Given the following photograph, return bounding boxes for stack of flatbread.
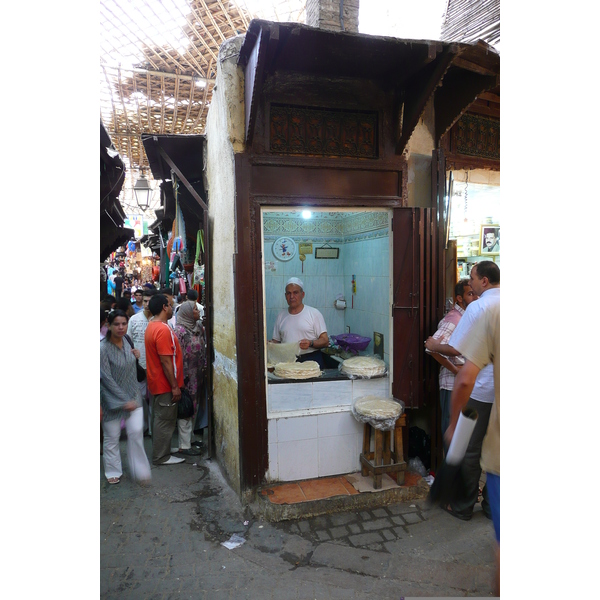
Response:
[341,356,387,378]
[353,396,403,420]
[274,361,321,379]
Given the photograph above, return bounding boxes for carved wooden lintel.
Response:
[270,104,378,158]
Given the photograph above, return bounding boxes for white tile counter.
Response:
[266,375,390,482]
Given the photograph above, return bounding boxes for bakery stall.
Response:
[263,208,393,481]
[205,20,500,497]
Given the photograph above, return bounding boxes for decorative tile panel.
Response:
[263,210,389,243]
[454,114,500,160]
[270,104,378,158]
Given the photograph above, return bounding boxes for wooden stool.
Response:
[354,397,407,489]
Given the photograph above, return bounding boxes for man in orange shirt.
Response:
[144,294,186,466]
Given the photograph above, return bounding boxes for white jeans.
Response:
[177,417,193,450]
[102,407,151,481]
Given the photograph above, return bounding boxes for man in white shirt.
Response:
[127,288,156,434]
[445,260,500,594]
[425,269,497,521]
[272,277,328,369]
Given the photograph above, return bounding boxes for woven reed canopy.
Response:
[100,0,305,212]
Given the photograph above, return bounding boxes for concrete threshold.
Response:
[250,471,431,522]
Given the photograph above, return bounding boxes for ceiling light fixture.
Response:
[133,171,152,212]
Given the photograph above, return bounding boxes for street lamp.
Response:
[133,171,152,212]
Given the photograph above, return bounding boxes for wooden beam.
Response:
[156,144,208,212]
[243,26,270,145]
[434,69,499,145]
[396,47,457,155]
[476,91,500,103]
[452,56,498,76]
[217,0,239,33]
[465,103,500,119]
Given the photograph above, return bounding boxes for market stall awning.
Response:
[142,134,208,229]
[101,121,134,261]
[238,20,500,154]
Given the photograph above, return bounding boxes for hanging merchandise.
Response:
[194,263,205,287]
[170,253,183,272]
[172,175,186,252]
[196,229,204,257]
[193,229,205,286]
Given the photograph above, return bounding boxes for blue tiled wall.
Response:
[264,211,391,364]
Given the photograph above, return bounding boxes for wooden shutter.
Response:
[391,206,441,411]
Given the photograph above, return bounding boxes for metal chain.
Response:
[463,171,469,221]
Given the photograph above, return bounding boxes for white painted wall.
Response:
[204,35,246,494]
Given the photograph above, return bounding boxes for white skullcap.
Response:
[286,277,304,290]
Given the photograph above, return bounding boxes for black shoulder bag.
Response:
[124,334,147,382]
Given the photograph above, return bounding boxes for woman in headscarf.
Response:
[172,301,206,455]
[100,309,151,484]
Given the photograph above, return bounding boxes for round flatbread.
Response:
[341,356,386,377]
[274,360,321,379]
[353,395,403,420]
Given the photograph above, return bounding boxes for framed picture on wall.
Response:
[480,224,500,255]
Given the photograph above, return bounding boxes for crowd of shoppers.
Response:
[100,279,207,484]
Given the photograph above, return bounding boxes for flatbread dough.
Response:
[267,341,300,367]
[274,360,321,379]
[341,356,387,378]
[353,395,403,420]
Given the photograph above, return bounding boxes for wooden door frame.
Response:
[234,153,407,491]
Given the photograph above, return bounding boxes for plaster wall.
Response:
[406,99,435,208]
[205,35,246,494]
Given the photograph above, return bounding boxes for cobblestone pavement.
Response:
[100,438,496,598]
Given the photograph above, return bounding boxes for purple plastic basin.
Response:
[333,333,371,352]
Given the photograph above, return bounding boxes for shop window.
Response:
[262,208,392,403]
[448,172,500,278]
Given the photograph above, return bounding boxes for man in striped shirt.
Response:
[425,279,477,453]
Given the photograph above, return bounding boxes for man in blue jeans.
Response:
[445,261,500,595]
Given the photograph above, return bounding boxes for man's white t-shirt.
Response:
[272,305,327,356]
[449,288,500,405]
[470,363,494,403]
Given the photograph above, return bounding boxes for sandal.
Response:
[107,477,121,485]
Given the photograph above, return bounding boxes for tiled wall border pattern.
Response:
[263,210,389,243]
